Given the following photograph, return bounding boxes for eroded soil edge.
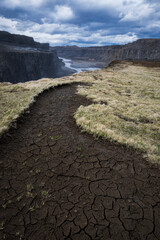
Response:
[0,84,160,240]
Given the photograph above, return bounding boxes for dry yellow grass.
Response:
[0,60,160,163]
[0,76,78,136]
[75,61,160,163]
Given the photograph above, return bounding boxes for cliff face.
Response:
[0,50,65,83]
[0,31,72,83]
[117,39,160,61]
[53,39,160,65]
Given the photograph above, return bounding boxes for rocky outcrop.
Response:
[0,31,74,83]
[53,39,160,66]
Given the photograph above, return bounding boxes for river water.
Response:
[60,57,101,73]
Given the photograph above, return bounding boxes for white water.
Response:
[60,57,100,73]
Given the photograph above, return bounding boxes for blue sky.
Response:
[0,0,160,46]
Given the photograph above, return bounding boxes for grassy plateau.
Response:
[0,60,160,163]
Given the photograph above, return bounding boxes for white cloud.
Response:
[106,33,138,44]
[0,0,159,26]
[51,5,74,22]
[0,16,83,44]
[0,16,18,31]
[119,2,155,22]
[78,32,138,45]
[73,0,157,23]
[0,0,47,9]
[0,0,159,47]
[0,16,138,46]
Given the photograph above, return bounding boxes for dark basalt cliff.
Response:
[53,39,160,66]
[0,31,73,83]
[0,50,65,83]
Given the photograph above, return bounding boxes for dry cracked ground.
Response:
[0,83,160,240]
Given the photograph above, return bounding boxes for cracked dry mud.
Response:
[0,83,160,240]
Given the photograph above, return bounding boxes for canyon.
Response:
[53,39,160,67]
[0,31,160,83]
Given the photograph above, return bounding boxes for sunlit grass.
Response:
[74,61,160,163]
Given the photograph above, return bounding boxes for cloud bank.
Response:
[0,0,159,46]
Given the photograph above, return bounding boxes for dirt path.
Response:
[0,84,160,240]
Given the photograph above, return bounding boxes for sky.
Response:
[0,0,160,46]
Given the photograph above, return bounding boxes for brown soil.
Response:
[0,83,160,240]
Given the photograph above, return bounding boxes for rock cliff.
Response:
[0,50,66,83]
[53,39,160,66]
[0,31,73,83]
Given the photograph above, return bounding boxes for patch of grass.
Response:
[41,190,49,198]
[2,204,6,209]
[86,176,91,180]
[0,221,4,230]
[54,135,62,141]
[49,136,54,140]
[74,61,160,163]
[27,184,34,192]
[77,147,82,152]
[17,195,23,202]
[29,170,34,175]
[38,133,43,137]
[7,200,12,204]
[29,169,41,175]
[29,206,35,212]
[35,169,41,174]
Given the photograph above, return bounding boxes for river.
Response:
[60,57,101,73]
